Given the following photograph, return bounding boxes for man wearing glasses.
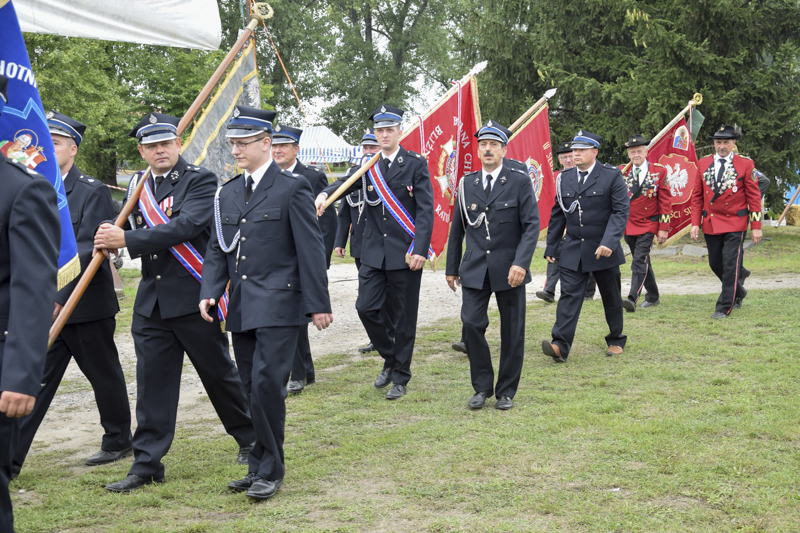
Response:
[94,112,255,492]
[200,106,333,500]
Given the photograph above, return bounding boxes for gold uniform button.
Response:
[644,207,648,210]
[710,202,713,205]
[264,215,269,219]
[153,254,158,260]
[710,214,714,217]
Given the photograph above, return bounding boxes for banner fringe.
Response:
[56,254,81,291]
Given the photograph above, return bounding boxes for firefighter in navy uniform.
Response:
[542,130,630,362]
[315,105,434,401]
[334,128,398,354]
[14,112,132,477]
[690,124,762,319]
[446,121,540,410]
[536,141,597,304]
[271,124,337,394]
[200,106,332,500]
[619,134,672,312]
[94,112,255,493]
[0,74,61,533]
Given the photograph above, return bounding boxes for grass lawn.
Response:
[11,229,800,532]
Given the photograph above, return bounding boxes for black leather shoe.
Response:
[711,311,728,319]
[584,296,594,301]
[495,396,514,410]
[542,340,566,363]
[228,472,258,492]
[451,341,467,354]
[287,379,305,394]
[535,291,555,303]
[385,384,407,400]
[306,374,316,385]
[246,478,283,500]
[105,474,163,493]
[468,391,489,409]
[741,267,751,283]
[358,342,376,353]
[622,297,636,312]
[238,443,254,465]
[374,368,392,389]
[85,446,133,466]
[10,463,21,480]
[733,288,748,309]
[639,299,659,309]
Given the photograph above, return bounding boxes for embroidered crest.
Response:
[434,138,458,205]
[526,157,543,200]
[368,185,374,191]
[233,108,240,118]
[46,111,54,120]
[470,203,477,210]
[136,215,144,225]
[274,124,281,132]
[149,113,157,124]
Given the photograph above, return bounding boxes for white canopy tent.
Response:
[298,126,357,165]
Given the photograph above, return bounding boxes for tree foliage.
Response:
[456,0,800,210]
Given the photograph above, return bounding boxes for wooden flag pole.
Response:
[48,6,274,348]
[322,153,381,209]
[776,188,800,226]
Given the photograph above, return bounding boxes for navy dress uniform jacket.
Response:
[124,156,217,318]
[446,163,540,291]
[57,165,119,322]
[334,166,365,259]
[323,146,433,271]
[294,161,336,267]
[0,157,60,397]
[201,161,332,331]
[545,163,630,272]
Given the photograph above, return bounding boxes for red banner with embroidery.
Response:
[400,76,481,266]
[506,104,555,234]
[138,178,228,321]
[646,118,699,239]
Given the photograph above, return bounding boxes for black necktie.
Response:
[245,175,254,203]
[381,157,390,175]
[485,174,494,197]
[579,171,588,185]
[716,159,726,185]
[154,175,164,193]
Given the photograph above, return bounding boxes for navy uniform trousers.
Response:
[624,233,659,303]
[542,239,597,299]
[14,318,130,469]
[462,275,526,399]
[354,259,397,342]
[705,231,747,314]
[129,305,253,479]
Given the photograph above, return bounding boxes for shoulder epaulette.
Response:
[222,174,242,185]
[76,174,102,187]
[185,165,206,172]
[463,170,480,178]
[736,154,752,160]
[509,168,526,175]
[280,169,300,179]
[509,158,523,164]
[651,162,665,168]
[408,151,425,160]
[7,159,43,179]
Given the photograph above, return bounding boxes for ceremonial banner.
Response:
[12,0,222,50]
[0,0,79,289]
[506,103,555,233]
[647,117,701,238]
[181,40,260,182]
[400,76,482,264]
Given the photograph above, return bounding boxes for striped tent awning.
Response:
[298,126,355,164]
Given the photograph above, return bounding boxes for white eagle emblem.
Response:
[665,163,689,197]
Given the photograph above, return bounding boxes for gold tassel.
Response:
[56,254,81,291]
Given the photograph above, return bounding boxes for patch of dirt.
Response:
[21,263,800,470]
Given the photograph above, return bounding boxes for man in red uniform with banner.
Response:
[620,134,672,312]
[690,125,762,319]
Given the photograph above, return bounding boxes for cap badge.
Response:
[275,125,281,132]
[381,105,386,113]
[149,113,157,124]
[46,110,54,119]
[364,128,370,135]
[233,108,240,118]
[487,120,493,127]
[578,130,583,136]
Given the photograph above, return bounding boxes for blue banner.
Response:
[0,0,79,289]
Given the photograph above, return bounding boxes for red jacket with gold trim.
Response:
[691,154,762,234]
[618,161,671,236]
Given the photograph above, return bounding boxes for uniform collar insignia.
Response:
[473,177,480,185]
[170,170,179,180]
[500,176,507,184]
[149,113,157,124]
[46,110,54,119]
[397,156,403,164]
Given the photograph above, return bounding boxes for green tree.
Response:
[457,0,800,211]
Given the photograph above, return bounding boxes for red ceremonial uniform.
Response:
[620,161,671,236]
[691,154,762,234]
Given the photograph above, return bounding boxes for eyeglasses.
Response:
[227,137,265,150]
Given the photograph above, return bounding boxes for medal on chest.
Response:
[160,197,174,217]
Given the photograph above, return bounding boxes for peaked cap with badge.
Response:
[271,124,303,145]
[624,134,649,148]
[47,111,87,147]
[555,141,573,154]
[369,104,404,128]
[708,124,742,140]
[361,127,378,146]
[226,106,277,138]
[475,120,512,144]
[129,112,180,145]
[571,130,603,149]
